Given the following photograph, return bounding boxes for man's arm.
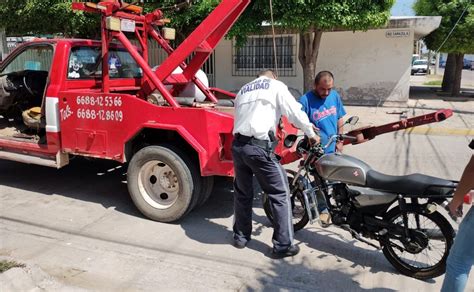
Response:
[336,118,344,152]
[448,155,474,216]
[337,118,344,134]
[336,93,346,152]
[277,85,319,142]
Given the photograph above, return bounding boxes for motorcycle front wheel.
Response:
[380,205,455,280]
[262,169,309,232]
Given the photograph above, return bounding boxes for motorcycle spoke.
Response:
[387,211,447,270]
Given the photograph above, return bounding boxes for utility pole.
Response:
[427,50,431,75]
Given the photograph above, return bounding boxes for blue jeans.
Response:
[441,207,474,292]
[316,190,329,213]
[309,180,328,213]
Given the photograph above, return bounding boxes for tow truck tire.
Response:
[197,176,214,207]
[127,145,196,222]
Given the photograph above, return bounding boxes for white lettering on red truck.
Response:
[75,95,124,122]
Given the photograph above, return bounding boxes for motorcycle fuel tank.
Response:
[315,154,371,186]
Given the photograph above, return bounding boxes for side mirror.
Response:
[284,134,298,148]
[346,116,359,126]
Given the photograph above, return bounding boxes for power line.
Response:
[269,0,279,77]
[435,1,471,53]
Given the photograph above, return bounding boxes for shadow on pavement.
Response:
[409,86,474,101]
[241,260,398,291]
[0,158,141,218]
[0,159,433,288]
[179,177,273,254]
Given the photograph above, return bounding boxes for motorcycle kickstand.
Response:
[340,224,382,250]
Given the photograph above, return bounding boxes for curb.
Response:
[403,127,474,136]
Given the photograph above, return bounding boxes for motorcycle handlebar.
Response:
[341,134,358,142]
[324,134,357,149]
[296,134,357,157]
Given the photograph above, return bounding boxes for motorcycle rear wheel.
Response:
[380,205,455,280]
[262,169,309,232]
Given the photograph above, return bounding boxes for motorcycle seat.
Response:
[365,170,456,196]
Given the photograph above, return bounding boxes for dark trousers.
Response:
[232,140,294,251]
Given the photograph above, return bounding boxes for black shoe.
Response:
[233,240,248,249]
[271,245,300,258]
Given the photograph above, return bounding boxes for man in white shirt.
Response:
[232,70,319,258]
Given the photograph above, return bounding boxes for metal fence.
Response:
[232,35,297,77]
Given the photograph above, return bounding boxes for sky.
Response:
[391,0,415,16]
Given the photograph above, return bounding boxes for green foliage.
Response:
[414,0,474,53]
[0,0,395,42]
[144,0,221,38]
[0,0,100,38]
[423,80,442,86]
[0,260,25,273]
[228,0,394,45]
[145,0,394,46]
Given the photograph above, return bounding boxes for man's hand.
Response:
[336,141,344,152]
[448,198,464,219]
[308,125,321,146]
[312,124,320,134]
[308,135,320,146]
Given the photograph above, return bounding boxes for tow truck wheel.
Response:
[197,176,214,207]
[127,145,195,222]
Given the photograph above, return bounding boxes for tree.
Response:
[147,0,394,91]
[144,0,222,43]
[414,0,474,96]
[1,0,396,92]
[0,0,99,38]
[227,0,395,91]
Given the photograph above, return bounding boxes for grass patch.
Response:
[0,260,25,273]
[423,80,442,86]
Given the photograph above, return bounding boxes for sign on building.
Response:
[386,30,410,38]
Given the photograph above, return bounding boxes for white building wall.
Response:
[214,28,414,105]
[213,37,304,97]
[317,28,413,105]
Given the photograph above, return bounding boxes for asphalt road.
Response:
[1,133,473,291]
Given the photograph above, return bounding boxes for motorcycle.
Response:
[262,117,461,280]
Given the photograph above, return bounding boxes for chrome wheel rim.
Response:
[138,160,180,209]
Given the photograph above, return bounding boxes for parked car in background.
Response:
[438,58,473,69]
[463,58,473,69]
[412,54,420,64]
[411,59,429,75]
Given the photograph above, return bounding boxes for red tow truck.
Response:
[0,0,275,222]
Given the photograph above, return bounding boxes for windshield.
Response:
[1,45,53,75]
[413,60,428,65]
[67,46,142,79]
